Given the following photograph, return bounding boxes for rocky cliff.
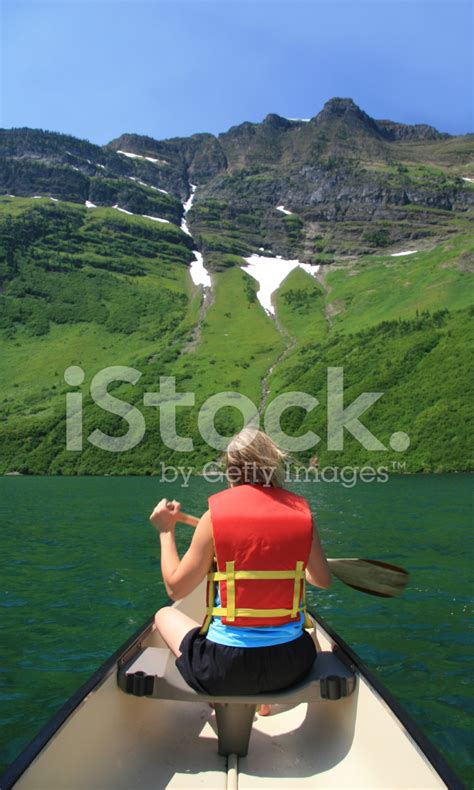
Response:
[1,97,473,265]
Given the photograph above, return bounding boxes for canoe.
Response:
[0,582,462,789]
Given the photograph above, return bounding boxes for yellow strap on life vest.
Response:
[226,561,235,622]
[291,561,304,617]
[199,561,216,635]
[200,560,310,633]
[206,605,305,618]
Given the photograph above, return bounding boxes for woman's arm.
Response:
[149,499,214,600]
[305,516,331,589]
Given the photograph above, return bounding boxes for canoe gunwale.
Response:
[0,616,155,790]
[308,607,465,790]
[0,606,465,790]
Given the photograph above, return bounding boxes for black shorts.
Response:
[175,627,317,696]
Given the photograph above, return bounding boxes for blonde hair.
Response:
[223,428,287,488]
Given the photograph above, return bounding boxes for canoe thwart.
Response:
[117,646,356,704]
[117,647,357,756]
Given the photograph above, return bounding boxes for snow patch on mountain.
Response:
[128,176,168,193]
[181,184,197,236]
[180,184,211,288]
[189,251,211,287]
[142,215,170,223]
[116,150,169,165]
[242,254,320,314]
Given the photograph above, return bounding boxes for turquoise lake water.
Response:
[0,475,472,785]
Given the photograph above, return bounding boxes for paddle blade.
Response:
[328,558,409,598]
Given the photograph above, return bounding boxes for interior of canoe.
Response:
[13,583,445,789]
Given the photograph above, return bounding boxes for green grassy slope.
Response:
[0,211,284,473]
[273,266,328,345]
[59,266,285,474]
[323,233,474,334]
[264,306,473,473]
[177,266,284,402]
[388,135,474,171]
[267,233,474,472]
[0,198,202,473]
[0,193,472,474]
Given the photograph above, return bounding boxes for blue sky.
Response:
[1,0,472,145]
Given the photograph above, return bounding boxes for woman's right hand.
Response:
[149,498,181,534]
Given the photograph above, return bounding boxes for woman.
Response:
[150,428,331,713]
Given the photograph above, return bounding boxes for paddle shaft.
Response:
[174,510,409,597]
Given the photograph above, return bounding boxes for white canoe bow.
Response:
[0,582,462,789]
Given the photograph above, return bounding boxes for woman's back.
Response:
[151,429,330,697]
[204,483,313,643]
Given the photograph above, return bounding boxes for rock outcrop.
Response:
[0,98,472,263]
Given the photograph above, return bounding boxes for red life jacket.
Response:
[200,484,313,633]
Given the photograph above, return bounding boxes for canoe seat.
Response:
[117,647,356,757]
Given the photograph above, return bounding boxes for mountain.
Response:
[2,97,473,259]
[0,97,473,474]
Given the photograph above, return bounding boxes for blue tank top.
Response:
[206,586,304,647]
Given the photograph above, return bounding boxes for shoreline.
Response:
[3,468,472,477]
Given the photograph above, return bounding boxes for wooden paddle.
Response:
[176,511,409,598]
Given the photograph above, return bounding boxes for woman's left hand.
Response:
[149,498,181,534]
